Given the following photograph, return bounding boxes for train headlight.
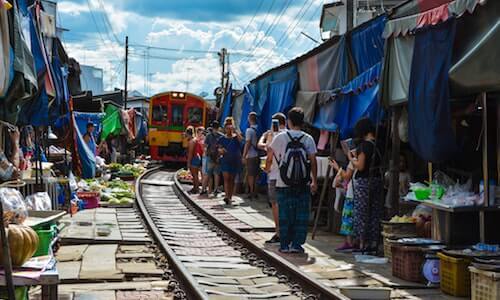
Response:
[172,92,178,97]
[179,93,185,98]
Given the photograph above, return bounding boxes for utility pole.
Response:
[220,48,227,93]
[124,36,129,109]
[347,0,355,31]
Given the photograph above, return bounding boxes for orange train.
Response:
[148,91,211,162]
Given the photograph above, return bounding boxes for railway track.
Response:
[136,168,347,300]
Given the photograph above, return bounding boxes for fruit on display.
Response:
[177,170,193,182]
[389,215,416,223]
[0,225,39,266]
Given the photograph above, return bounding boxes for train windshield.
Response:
[188,107,203,124]
[152,104,167,123]
[171,104,184,127]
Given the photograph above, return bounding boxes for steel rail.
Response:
[135,167,209,300]
[172,170,349,300]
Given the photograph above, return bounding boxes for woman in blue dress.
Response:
[217,117,243,205]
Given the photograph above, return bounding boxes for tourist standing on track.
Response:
[349,118,383,253]
[258,112,287,244]
[242,112,260,200]
[186,126,203,194]
[266,107,318,253]
[201,121,224,196]
[217,117,243,205]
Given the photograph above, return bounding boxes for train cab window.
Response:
[188,107,203,124]
[171,104,184,126]
[152,105,167,123]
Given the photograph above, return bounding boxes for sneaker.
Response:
[289,245,305,254]
[199,190,208,196]
[223,198,231,205]
[265,234,280,244]
[188,189,199,195]
[278,247,290,253]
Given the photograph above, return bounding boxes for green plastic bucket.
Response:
[33,225,57,257]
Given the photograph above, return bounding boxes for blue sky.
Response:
[57,0,325,96]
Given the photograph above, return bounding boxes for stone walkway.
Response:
[188,190,464,300]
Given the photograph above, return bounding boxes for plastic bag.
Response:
[24,192,52,211]
[68,171,78,192]
[0,188,28,224]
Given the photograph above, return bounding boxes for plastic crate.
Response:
[470,267,500,300]
[437,252,472,297]
[77,192,100,209]
[382,221,417,236]
[34,224,57,257]
[391,245,425,282]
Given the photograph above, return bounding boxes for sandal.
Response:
[223,198,231,205]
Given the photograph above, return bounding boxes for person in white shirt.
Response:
[266,107,317,253]
[258,112,286,244]
[242,112,260,199]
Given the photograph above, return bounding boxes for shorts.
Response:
[204,157,221,175]
[246,157,260,176]
[190,156,202,168]
[268,180,277,204]
[202,156,208,174]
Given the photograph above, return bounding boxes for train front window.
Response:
[171,104,184,127]
[152,105,167,123]
[188,107,203,124]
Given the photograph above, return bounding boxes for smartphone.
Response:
[272,119,279,132]
[340,138,355,155]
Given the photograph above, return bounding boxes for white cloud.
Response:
[57,1,89,16]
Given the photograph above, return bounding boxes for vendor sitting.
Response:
[83,122,97,154]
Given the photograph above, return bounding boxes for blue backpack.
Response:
[279,132,311,187]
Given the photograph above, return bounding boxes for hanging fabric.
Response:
[220,84,232,123]
[239,88,252,133]
[408,18,458,162]
[0,5,10,97]
[349,15,387,73]
[259,75,297,132]
[295,91,317,124]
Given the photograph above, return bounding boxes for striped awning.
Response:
[383,0,485,38]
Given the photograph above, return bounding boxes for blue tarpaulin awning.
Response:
[259,74,297,133]
[349,15,386,74]
[313,63,383,137]
[220,84,232,123]
[73,112,105,142]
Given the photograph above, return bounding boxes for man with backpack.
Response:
[203,121,224,197]
[266,107,318,253]
[242,112,260,200]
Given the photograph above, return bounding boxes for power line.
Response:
[232,0,265,49]
[243,0,277,54]
[241,0,320,82]
[96,0,122,45]
[242,0,294,61]
[240,0,315,82]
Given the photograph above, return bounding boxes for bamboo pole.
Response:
[312,131,338,240]
[480,92,488,242]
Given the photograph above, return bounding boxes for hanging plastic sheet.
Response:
[295,91,317,124]
[408,19,458,162]
[251,65,296,115]
[101,105,122,141]
[0,6,9,97]
[220,85,232,123]
[73,115,95,179]
[73,112,105,142]
[231,91,245,131]
[126,109,136,140]
[239,88,252,133]
[133,112,147,144]
[313,63,383,137]
[298,36,350,91]
[449,0,500,95]
[259,75,297,133]
[349,15,386,73]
